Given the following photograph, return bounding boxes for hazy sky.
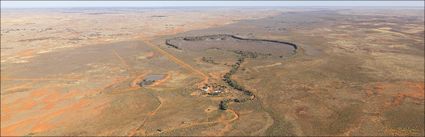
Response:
[1,1,424,8]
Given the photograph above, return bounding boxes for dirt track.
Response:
[139,36,210,86]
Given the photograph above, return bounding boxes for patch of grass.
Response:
[383,102,424,135]
[265,110,296,136]
[325,104,363,134]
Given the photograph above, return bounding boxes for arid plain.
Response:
[1,7,424,136]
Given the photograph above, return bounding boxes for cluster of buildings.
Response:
[201,83,227,96]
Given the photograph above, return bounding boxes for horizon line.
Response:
[2,1,424,8]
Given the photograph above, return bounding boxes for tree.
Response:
[219,101,228,110]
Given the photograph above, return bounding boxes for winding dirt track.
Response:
[128,95,164,136]
[146,109,239,136]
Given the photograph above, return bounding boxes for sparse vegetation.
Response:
[165,39,182,50]
[223,51,256,97]
[201,57,218,64]
[219,100,229,110]
[2,7,423,137]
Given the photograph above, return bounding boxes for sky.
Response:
[1,1,424,8]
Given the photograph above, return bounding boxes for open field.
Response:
[1,7,424,136]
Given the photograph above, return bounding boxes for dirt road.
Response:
[139,36,209,85]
